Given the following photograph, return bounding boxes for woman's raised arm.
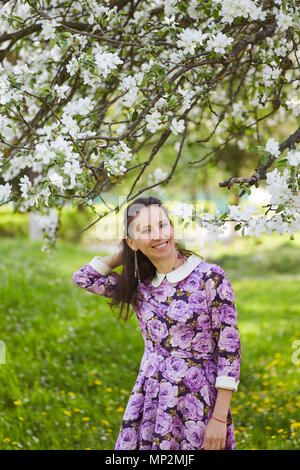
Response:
[72,250,124,300]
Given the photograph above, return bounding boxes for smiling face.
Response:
[125,204,176,261]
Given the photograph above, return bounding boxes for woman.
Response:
[72,196,242,450]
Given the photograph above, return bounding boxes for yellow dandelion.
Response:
[116,406,124,413]
[92,426,97,431]
[88,370,96,375]
[271,435,276,439]
[85,448,91,450]
[106,387,112,392]
[105,407,112,411]
[11,442,18,445]
[13,400,22,406]
[3,438,10,443]
[291,432,296,437]
[68,392,76,397]
[277,429,284,433]
[18,417,24,421]
[94,380,103,385]
[101,419,109,425]
[120,389,127,394]
[266,426,271,430]
[63,410,72,417]
[41,412,47,416]
[291,422,300,429]
[73,408,81,413]
[257,408,264,413]
[82,417,90,422]
[60,390,65,394]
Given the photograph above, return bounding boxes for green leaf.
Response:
[90,113,98,122]
[131,110,138,121]
[275,204,285,213]
[249,145,259,152]
[212,9,219,19]
[275,158,288,167]
[260,155,269,166]
[234,224,241,231]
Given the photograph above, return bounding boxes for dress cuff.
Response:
[88,256,113,276]
[215,375,239,392]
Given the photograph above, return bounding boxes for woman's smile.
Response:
[152,240,170,251]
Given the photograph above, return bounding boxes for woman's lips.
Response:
[152,240,169,250]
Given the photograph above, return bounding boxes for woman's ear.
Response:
[125,235,136,252]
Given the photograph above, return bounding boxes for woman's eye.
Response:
[142,222,168,233]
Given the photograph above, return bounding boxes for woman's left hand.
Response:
[201,418,227,450]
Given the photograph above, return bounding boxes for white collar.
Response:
[151,254,203,287]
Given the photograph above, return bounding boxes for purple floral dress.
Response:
[72,254,241,450]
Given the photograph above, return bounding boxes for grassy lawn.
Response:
[0,235,299,450]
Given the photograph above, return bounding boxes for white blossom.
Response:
[34,142,56,164]
[19,175,32,199]
[213,0,266,25]
[63,159,83,188]
[177,28,206,55]
[53,84,70,102]
[64,97,93,116]
[287,150,300,167]
[265,168,291,205]
[276,10,294,31]
[145,111,163,133]
[66,57,79,76]
[92,44,123,79]
[49,171,66,189]
[41,19,59,40]
[0,182,12,202]
[61,114,80,137]
[170,118,185,135]
[265,138,280,157]
[206,32,234,55]
[170,202,193,220]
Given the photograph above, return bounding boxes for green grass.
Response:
[0,236,299,450]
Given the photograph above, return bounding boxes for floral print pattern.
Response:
[72,257,241,450]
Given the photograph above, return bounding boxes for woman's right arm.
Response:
[72,250,124,300]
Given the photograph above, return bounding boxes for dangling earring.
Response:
[175,241,181,258]
[134,249,141,283]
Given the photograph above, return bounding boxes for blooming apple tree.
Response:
[0,0,299,251]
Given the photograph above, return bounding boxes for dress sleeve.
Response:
[72,256,120,300]
[206,265,241,392]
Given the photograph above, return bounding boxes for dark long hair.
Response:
[109,196,203,322]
